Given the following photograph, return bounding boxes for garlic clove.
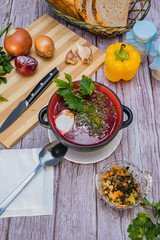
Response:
[65,49,79,64]
[77,43,92,64]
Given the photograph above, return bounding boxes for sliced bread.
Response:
[92,0,132,27]
[74,0,86,20]
[83,0,99,25]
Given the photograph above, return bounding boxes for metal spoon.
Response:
[137,192,157,225]
[0,140,68,216]
[133,186,157,225]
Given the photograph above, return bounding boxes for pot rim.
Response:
[46,81,124,148]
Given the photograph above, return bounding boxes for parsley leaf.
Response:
[53,74,95,112]
[3,59,14,73]
[79,75,96,96]
[54,79,70,89]
[127,198,160,240]
[56,88,83,111]
[53,73,73,89]
[64,73,73,88]
[0,76,7,84]
[0,47,13,84]
[64,91,83,112]
[0,94,8,102]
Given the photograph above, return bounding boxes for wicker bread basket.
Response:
[46,0,151,38]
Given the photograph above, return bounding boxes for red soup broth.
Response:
[53,89,119,146]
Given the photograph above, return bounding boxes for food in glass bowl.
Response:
[102,165,140,207]
[96,161,152,210]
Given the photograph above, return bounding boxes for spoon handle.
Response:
[0,163,42,216]
[139,196,157,225]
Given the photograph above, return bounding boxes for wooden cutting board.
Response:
[0,14,105,148]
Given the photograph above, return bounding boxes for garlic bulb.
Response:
[65,50,79,64]
[77,43,92,64]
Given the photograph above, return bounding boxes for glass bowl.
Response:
[95,160,152,210]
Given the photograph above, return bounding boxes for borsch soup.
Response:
[53,87,118,146]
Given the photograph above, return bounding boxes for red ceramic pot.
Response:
[39,81,133,151]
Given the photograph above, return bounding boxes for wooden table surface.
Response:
[0,1,160,239]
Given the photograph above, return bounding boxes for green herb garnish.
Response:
[53,73,96,112]
[79,75,96,96]
[0,23,13,85]
[75,92,108,136]
[0,94,8,102]
[0,47,13,84]
[127,198,160,239]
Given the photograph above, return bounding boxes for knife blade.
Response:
[0,67,59,133]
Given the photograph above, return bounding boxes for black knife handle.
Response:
[25,67,59,105]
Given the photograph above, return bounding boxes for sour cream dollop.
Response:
[54,109,74,135]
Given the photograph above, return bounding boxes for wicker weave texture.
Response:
[46,0,151,37]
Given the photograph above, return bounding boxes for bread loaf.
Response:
[92,0,131,27]
[48,0,131,29]
[48,0,82,20]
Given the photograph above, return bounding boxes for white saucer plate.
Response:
[48,130,122,164]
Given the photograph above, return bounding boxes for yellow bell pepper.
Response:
[105,42,140,82]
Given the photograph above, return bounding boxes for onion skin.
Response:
[34,35,55,58]
[4,28,32,56]
[15,55,38,75]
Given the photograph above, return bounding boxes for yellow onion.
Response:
[34,35,55,58]
[4,28,32,56]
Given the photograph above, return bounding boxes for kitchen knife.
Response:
[0,67,59,133]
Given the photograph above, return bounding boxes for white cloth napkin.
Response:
[0,148,54,218]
